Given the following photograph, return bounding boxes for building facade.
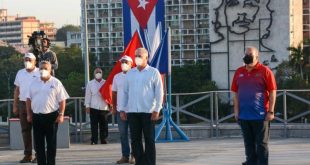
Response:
[166,0,209,65]
[39,22,57,41]
[67,31,82,48]
[0,9,57,47]
[0,10,40,46]
[83,0,210,66]
[304,0,310,41]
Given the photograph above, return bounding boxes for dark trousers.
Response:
[33,111,59,165]
[90,108,109,144]
[18,101,33,156]
[239,120,270,165]
[127,113,156,165]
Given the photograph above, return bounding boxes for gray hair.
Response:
[39,60,52,70]
[135,48,148,57]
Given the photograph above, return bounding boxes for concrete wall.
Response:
[209,0,303,89]
[9,117,70,150]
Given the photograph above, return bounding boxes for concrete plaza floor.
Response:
[0,138,309,165]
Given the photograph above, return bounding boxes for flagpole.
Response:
[167,27,172,118]
[82,0,90,124]
[155,28,189,142]
[82,0,90,85]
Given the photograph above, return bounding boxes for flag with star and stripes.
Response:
[122,0,165,58]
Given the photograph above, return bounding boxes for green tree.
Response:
[172,62,214,93]
[0,46,19,57]
[52,45,85,96]
[171,63,218,123]
[62,72,85,97]
[55,25,81,44]
[275,60,310,123]
[0,54,23,99]
[53,45,84,79]
[287,43,306,79]
[52,45,111,97]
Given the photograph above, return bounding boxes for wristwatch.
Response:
[268,111,274,114]
[59,112,64,116]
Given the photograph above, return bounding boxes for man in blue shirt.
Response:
[119,48,164,165]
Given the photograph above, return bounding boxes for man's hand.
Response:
[111,106,117,115]
[234,113,238,121]
[120,111,127,121]
[111,109,117,115]
[151,111,160,121]
[27,113,32,123]
[13,105,18,116]
[56,115,64,123]
[265,112,275,121]
[85,107,90,114]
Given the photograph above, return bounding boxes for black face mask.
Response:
[243,55,253,64]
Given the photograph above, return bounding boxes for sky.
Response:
[1,0,81,28]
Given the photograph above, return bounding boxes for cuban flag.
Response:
[122,0,165,51]
[150,28,170,74]
[99,31,143,105]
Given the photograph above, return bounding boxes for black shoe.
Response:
[242,162,246,165]
[19,155,32,163]
[91,141,97,145]
[101,139,108,144]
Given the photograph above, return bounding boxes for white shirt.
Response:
[14,68,40,101]
[84,79,108,110]
[119,65,164,113]
[27,76,69,114]
[112,72,126,112]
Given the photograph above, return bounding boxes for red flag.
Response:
[99,31,143,105]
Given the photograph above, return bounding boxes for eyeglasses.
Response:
[245,53,253,56]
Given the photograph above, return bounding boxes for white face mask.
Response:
[121,63,130,72]
[95,73,102,79]
[40,69,50,78]
[135,57,143,66]
[24,61,33,69]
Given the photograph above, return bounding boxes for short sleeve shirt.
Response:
[27,76,70,114]
[14,68,40,101]
[112,72,126,112]
[231,63,277,120]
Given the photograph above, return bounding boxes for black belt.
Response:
[33,110,58,116]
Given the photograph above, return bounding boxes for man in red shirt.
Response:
[231,46,277,165]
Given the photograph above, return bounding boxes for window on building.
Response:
[173,0,179,5]
[304,15,310,24]
[88,4,95,9]
[196,5,208,13]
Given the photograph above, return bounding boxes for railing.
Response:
[171,89,310,138]
[0,89,309,142]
